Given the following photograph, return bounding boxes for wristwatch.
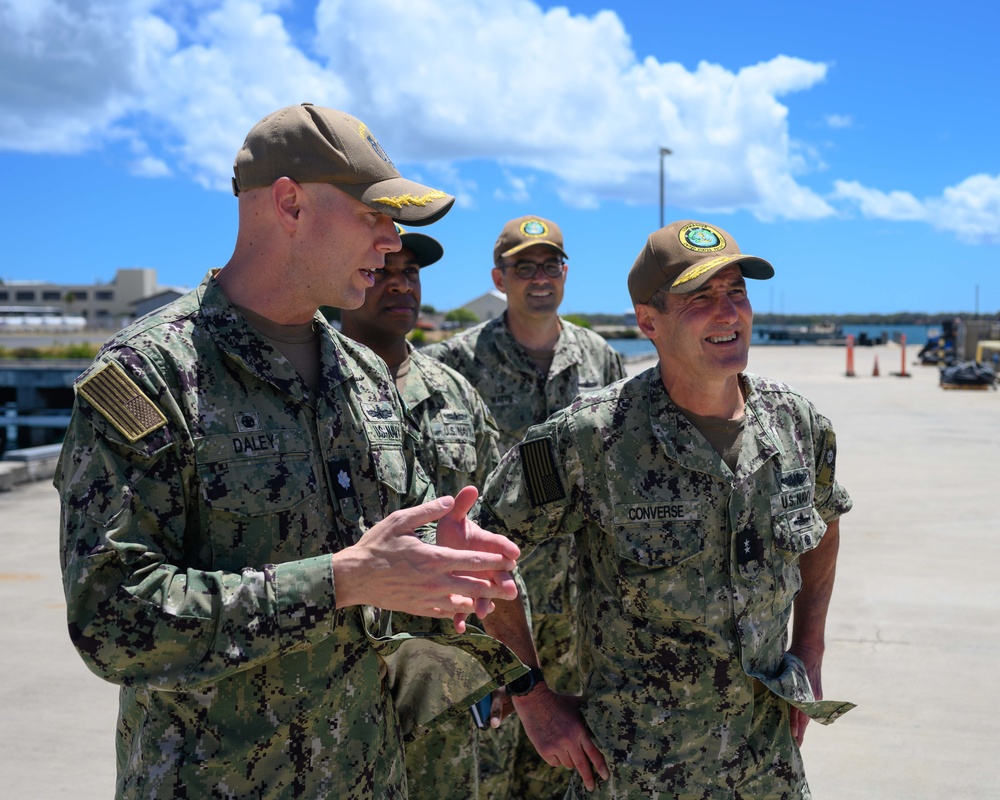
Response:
[506,666,546,697]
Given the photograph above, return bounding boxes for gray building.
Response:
[0,268,185,327]
[133,287,189,319]
[461,289,507,322]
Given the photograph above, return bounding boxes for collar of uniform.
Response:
[400,345,441,410]
[493,313,583,376]
[647,366,734,481]
[649,369,784,482]
[734,372,783,481]
[197,272,356,397]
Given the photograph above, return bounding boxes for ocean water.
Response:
[609,323,940,359]
[839,323,938,345]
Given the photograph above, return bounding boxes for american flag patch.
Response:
[816,429,837,486]
[519,437,565,507]
[78,361,167,442]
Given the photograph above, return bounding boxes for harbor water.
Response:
[610,323,939,359]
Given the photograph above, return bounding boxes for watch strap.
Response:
[506,665,546,697]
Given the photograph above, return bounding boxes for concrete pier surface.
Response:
[2,342,998,798]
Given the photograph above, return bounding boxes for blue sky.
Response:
[2,0,998,317]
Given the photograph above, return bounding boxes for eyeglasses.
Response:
[506,259,565,280]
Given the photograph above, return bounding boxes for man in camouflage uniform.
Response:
[480,221,855,798]
[340,225,501,799]
[54,103,524,800]
[424,216,624,800]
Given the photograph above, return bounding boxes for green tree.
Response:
[562,314,592,329]
[444,308,479,325]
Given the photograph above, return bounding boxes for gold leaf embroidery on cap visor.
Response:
[672,255,737,287]
[373,190,448,209]
[78,361,167,442]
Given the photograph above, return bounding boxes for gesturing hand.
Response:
[332,491,519,629]
[435,485,520,631]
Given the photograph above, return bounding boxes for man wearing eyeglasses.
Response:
[424,215,624,800]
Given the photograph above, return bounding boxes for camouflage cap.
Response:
[493,216,568,267]
[395,224,444,267]
[628,220,774,303]
[232,103,455,226]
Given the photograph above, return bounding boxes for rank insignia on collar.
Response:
[737,523,764,568]
[328,458,357,500]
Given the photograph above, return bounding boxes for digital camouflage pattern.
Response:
[402,347,500,499]
[477,367,855,799]
[426,315,624,800]
[55,273,526,800]
[423,316,624,456]
[393,347,500,800]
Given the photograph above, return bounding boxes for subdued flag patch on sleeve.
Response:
[519,437,565,507]
[816,429,837,486]
[78,361,167,442]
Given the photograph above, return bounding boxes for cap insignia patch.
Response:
[520,219,548,237]
[679,223,726,253]
[78,361,167,443]
[358,123,393,166]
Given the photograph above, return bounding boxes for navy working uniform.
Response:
[426,316,624,799]
[477,367,854,798]
[55,273,522,799]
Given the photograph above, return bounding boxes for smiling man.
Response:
[424,215,624,800]
[478,220,855,798]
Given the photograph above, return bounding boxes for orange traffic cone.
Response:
[872,355,880,377]
[845,335,856,377]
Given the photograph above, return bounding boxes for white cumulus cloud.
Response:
[825,113,853,129]
[0,0,156,152]
[0,0,928,225]
[832,174,1000,244]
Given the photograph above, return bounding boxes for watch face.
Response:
[507,672,532,695]
[507,667,542,696]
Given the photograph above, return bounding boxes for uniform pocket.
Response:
[370,443,408,495]
[197,452,319,566]
[772,505,825,555]
[612,518,707,623]
[432,440,477,475]
[200,454,317,516]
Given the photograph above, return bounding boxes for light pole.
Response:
[659,146,672,228]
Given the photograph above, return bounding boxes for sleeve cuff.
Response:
[271,555,339,649]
